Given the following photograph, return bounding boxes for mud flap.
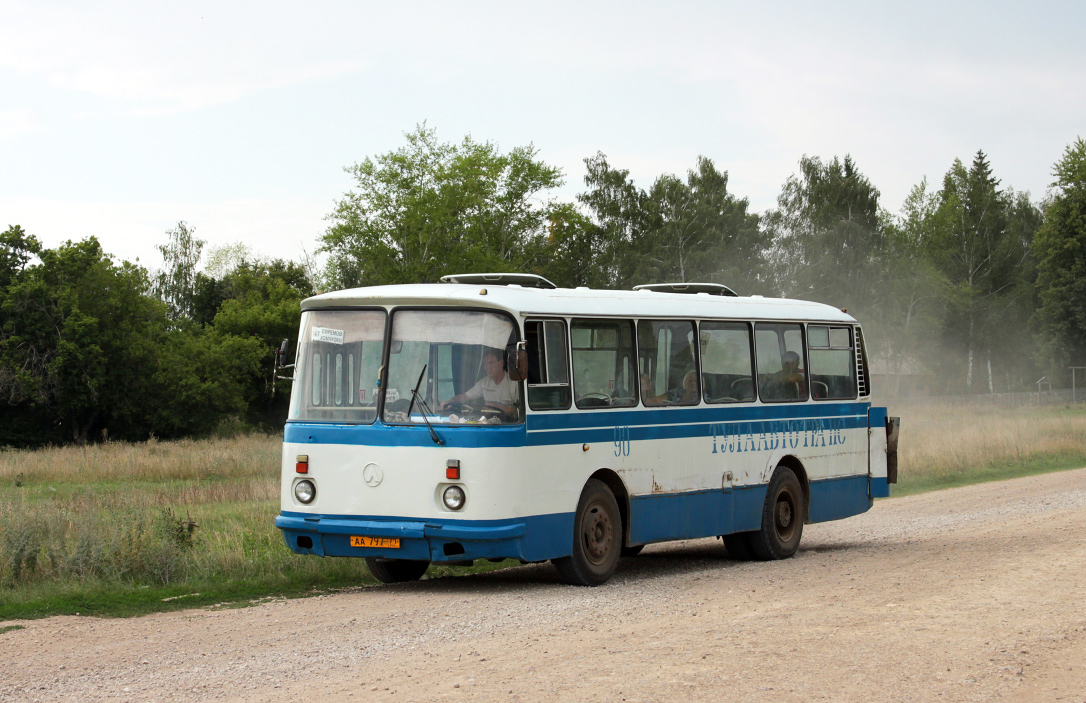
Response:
[885,416,900,484]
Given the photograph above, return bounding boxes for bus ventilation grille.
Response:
[856,329,869,397]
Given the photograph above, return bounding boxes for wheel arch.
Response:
[774,455,811,523]
[588,468,633,547]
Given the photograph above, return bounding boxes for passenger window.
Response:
[525,320,572,410]
[571,319,637,408]
[637,320,698,406]
[808,325,857,399]
[755,323,809,402]
[700,322,754,403]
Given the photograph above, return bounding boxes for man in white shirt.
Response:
[441,347,520,414]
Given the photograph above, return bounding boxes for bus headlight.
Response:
[294,479,316,504]
[442,485,465,510]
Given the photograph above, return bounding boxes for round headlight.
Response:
[442,485,465,510]
[294,479,316,504]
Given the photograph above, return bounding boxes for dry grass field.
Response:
[893,400,1086,492]
[1,401,1084,618]
[0,434,371,617]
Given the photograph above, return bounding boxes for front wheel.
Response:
[746,466,804,561]
[365,557,430,584]
[553,479,622,586]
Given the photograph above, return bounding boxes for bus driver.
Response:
[441,347,520,414]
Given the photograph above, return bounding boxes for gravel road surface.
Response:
[3,469,1086,702]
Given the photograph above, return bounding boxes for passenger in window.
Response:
[767,351,805,400]
[672,370,699,404]
[640,373,668,405]
[441,347,520,415]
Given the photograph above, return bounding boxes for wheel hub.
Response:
[583,503,614,564]
[776,500,792,528]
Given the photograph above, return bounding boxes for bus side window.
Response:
[700,321,754,403]
[808,325,857,399]
[755,322,809,402]
[637,320,699,406]
[526,320,572,411]
[571,319,637,409]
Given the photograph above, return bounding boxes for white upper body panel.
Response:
[301,283,858,325]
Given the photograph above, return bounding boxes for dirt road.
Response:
[4,470,1086,702]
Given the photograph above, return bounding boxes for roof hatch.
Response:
[440,273,557,289]
[632,282,738,297]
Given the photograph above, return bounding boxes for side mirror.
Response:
[279,339,290,358]
[506,342,529,382]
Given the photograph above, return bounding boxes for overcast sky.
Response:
[2,1,1083,271]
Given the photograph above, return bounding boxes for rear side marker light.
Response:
[296,454,309,474]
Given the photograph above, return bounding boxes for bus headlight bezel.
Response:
[442,485,466,511]
[294,479,316,504]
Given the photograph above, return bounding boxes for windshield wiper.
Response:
[406,365,426,418]
[407,364,444,445]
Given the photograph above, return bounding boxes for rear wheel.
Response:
[553,479,622,586]
[365,558,430,584]
[746,466,804,561]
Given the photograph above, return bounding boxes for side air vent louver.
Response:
[856,327,870,397]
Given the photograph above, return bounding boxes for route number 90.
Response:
[613,426,631,457]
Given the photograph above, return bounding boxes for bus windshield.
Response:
[289,309,387,423]
[383,309,523,426]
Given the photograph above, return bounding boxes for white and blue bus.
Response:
[275,274,899,586]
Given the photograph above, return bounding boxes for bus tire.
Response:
[747,466,804,561]
[722,533,755,560]
[365,557,430,584]
[553,479,621,586]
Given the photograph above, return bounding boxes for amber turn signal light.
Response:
[296,454,309,474]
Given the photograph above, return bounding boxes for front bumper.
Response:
[276,511,569,563]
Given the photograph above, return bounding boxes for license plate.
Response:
[350,535,400,549]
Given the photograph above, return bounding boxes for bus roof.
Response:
[301,283,859,324]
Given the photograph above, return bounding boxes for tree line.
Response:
[3,126,1085,445]
[0,223,311,445]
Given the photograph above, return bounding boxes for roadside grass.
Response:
[892,402,1086,496]
[0,436,523,621]
[2,402,1085,621]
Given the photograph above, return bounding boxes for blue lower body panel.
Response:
[808,474,874,522]
[869,475,891,499]
[276,511,573,563]
[627,475,874,546]
[278,474,879,560]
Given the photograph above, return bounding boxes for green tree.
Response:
[208,260,313,427]
[0,238,164,443]
[321,125,563,288]
[154,221,204,321]
[0,225,42,288]
[1035,137,1086,375]
[576,153,765,292]
[925,151,1039,392]
[149,328,265,437]
[765,155,887,309]
[880,179,949,392]
[534,203,610,288]
[644,156,764,292]
[0,232,270,445]
[576,152,649,288]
